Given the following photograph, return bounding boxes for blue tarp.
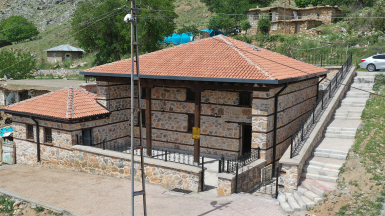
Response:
[0,127,12,137]
[201,29,227,37]
[160,32,194,45]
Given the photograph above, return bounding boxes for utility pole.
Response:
[125,1,147,215]
[283,0,286,34]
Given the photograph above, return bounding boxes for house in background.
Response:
[45,44,85,63]
[246,6,343,35]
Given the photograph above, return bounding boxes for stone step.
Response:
[305,158,343,170]
[333,115,361,120]
[303,164,340,177]
[299,194,316,208]
[286,194,302,212]
[313,151,348,160]
[346,92,370,98]
[335,108,364,114]
[293,191,307,210]
[300,180,327,197]
[277,194,294,213]
[314,148,348,156]
[301,172,339,183]
[298,186,323,203]
[353,77,375,83]
[326,127,357,132]
[334,111,362,116]
[324,133,356,139]
[340,101,367,107]
[325,129,356,134]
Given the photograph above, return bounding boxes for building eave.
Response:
[1,109,111,123]
[81,71,328,85]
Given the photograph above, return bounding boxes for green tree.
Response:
[176,24,200,35]
[71,0,177,65]
[240,20,252,33]
[201,0,273,34]
[0,16,39,43]
[257,15,270,34]
[0,50,37,79]
[295,0,372,8]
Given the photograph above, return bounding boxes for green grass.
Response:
[174,0,212,30]
[0,195,15,215]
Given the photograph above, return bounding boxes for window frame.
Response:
[187,114,195,132]
[239,91,252,106]
[186,88,195,102]
[141,88,146,99]
[141,109,146,127]
[26,124,34,140]
[44,127,53,144]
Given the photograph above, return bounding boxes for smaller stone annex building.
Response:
[246,6,343,35]
[2,35,329,194]
[45,45,85,63]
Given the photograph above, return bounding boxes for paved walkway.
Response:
[0,165,284,216]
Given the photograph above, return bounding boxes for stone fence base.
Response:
[217,159,266,196]
[15,141,202,193]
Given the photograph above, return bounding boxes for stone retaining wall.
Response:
[217,159,266,196]
[37,69,82,77]
[279,67,356,193]
[14,141,202,193]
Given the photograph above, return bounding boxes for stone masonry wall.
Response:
[252,78,318,164]
[95,81,251,157]
[14,140,202,193]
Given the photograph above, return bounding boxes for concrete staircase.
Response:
[278,72,376,214]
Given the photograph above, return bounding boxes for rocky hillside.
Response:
[0,0,78,31]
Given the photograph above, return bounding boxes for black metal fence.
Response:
[290,53,353,158]
[218,147,261,173]
[77,135,198,166]
[293,52,348,67]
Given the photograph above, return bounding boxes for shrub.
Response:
[257,15,270,34]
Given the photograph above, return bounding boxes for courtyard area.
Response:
[0,165,284,216]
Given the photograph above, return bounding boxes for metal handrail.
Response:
[290,54,353,158]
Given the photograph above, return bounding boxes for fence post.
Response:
[301,122,304,141]
[103,139,105,150]
[257,147,260,159]
[275,166,279,199]
[290,135,293,158]
[222,156,225,171]
[227,160,229,173]
[201,156,204,192]
[313,106,315,124]
[76,135,78,145]
[322,92,324,110]
[235,161,239,193]
[165,150,167,162]
[218,158,222,173]
[321,54,323,67]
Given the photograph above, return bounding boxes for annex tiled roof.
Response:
[45,44,85,52]
[84,35,327,83]
[2,87,110,121]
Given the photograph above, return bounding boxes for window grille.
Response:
[45,128,52,143]
[141,109,146,127]
[141,88,146,99]
[239,92,251,106]
[27,124,34,140]
[186,88,195,101]
[187,114,194,132]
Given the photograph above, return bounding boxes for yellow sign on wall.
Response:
[192,127,200,140]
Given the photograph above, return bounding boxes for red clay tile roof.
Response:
[2,87,110,120]
[84,35,327,83]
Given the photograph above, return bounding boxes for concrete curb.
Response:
[0,188,85,216]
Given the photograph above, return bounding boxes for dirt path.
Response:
[0,165,285,216]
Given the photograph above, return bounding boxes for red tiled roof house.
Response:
[2,35,328,194]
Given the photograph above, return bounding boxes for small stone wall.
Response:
[279,67,356,193]
[14,141,202,193]
[37,69,83,77]
[217,159,266,196]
